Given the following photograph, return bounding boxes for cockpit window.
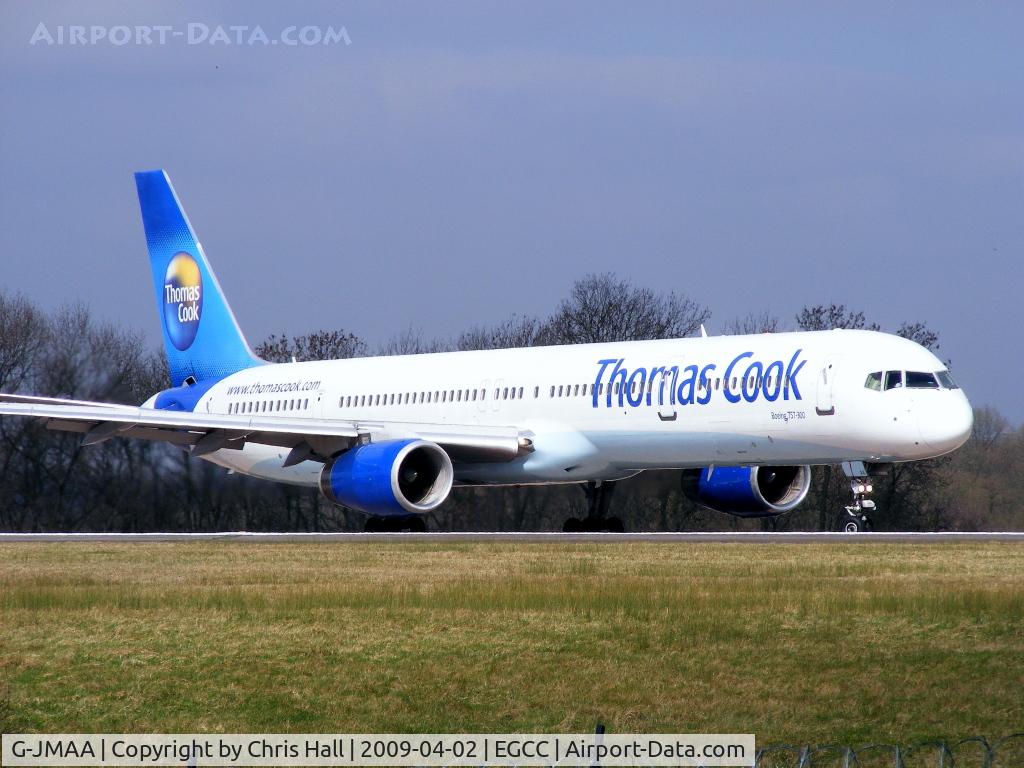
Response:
[906,371,939,389]
[884,370,903,390]
[936,370,959,389]
[864,372,882,391]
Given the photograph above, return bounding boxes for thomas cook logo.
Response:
[163,252,203,350]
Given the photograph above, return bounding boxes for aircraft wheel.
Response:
[364,517,384,533]
[837,513,869,533]
[563,517,582,533]
[406,516,427,533]
[603,517,625,533]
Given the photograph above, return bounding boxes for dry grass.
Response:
[0,542,1021,743]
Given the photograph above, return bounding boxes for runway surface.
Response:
[1,532,1022,542]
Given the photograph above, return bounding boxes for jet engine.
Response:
[319,439,454,517]
[680,465,811,517]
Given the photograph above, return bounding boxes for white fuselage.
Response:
[178,329,973,487]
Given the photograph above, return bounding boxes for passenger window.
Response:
[864,372,882,391]
[884,371,903,390]
[502,387,508,399]
[534,386,539,398]
[519,387,524,399]
[906,371,939,389]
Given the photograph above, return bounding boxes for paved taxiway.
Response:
[0,532,1021,542]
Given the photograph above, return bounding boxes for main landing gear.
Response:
[364,515,427,533]
[563,481,624,533]
[836,461,875,533]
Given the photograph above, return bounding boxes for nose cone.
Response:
[919,393,973,454]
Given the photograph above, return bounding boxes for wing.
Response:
[0,395,530,465]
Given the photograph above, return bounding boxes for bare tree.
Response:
[722,310,780,336]
[795,304,881,332]
[377,325,451,356]
[0,292,48,393]
[456,315,543,351]
[539,273,710,345]
[256,330,366,363]
[896,321,941,355]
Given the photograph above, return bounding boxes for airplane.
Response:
[0,170,974,533]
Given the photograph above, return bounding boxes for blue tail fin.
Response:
[134,170,263,387]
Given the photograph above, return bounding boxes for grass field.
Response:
[0,542,1021,745]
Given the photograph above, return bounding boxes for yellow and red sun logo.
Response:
[162,252,203,350]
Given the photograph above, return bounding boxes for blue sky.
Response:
[1,2,1021,420]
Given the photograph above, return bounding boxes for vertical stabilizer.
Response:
[134,170,263,386]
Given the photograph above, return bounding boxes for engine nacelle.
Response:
[681,465,811,517]
[319,439,454,517]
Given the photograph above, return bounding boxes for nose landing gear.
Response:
[837,462,875,533]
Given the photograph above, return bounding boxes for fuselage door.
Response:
[816,359,838,416]
[491,378,504,412]
[478,379,491,413]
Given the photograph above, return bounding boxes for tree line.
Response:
[0,275,1018,532]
